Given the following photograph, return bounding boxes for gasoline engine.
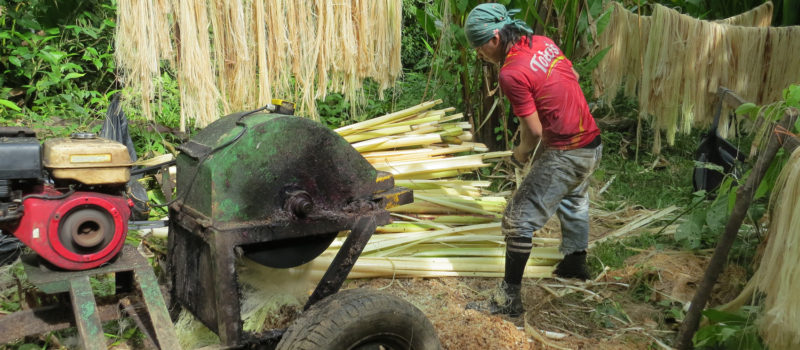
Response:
[0,127,132,270]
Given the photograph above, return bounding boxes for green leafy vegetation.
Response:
[694,307,764,349]
[1,0,118,137]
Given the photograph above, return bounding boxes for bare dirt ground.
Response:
[345,251,746,350]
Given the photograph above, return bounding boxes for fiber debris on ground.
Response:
[345,276,664,349]
[606,251,747,307]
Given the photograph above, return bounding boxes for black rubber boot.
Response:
[490,282,523,317]
[466,282,523,317]
[554,251,590,280]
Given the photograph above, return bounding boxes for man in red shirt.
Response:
[464,3,602,317]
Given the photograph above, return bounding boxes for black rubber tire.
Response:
[276,288,441,350]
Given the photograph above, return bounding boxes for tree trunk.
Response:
[459,48,474,133]
[475,63,505,152]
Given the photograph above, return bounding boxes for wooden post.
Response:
[676,111,798,349]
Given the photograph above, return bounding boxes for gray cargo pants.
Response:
[502,144,602,255]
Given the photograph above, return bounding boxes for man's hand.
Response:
[510,121,542,168]
[512,145,531,166]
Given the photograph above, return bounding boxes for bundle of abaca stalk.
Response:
[305,100,560,279]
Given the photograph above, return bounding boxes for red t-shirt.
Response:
[499,36,599,150]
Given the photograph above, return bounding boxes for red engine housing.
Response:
[9,186,132,270]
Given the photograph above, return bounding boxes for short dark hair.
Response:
[498,24,534,49]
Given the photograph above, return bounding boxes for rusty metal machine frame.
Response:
[168,177,411,346]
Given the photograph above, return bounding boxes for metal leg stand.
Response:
[68,275,107,350]
[6,245,180,349]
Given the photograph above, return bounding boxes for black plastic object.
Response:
[100,94,149,220]
[0,127,42,180]
[692,106,745,193]
[0,232,23,266]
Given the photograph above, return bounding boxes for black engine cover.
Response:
[0,127,42,180]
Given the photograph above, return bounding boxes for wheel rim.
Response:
[350,333,412,350]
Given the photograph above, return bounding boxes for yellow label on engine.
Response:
[70,154,112,163]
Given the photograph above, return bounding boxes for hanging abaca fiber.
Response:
[115,0,403,129]
[591,1,800,151]
[114,0,174,123]
[592,1,773,107]
[751,147,800,350]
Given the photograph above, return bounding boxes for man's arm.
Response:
[522,111,542,136]
[512,111,543,164]
[572,67,580,81]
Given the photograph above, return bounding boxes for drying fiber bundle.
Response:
[643,4,800,148]
[592,1,650,104]
[176,0,219,129]
[590,2,800,151]
[751,147,800,350]
[208,0,255,115]
[592,1,773,106]
[114,0,173,122]
[115,0,403,129]
[716,1,773,26]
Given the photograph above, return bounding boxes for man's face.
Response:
[475,36,503,65]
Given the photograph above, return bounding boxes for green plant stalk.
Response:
[343,124,413,142]
[414,193,503,218]
[407,246,562,260]
[335,99,442,136]
[395,179,491,188]
[412,187,483,197]
[394,169,466,180]
[360,222,501,254]
[371,114,441,129]
[352,133,444,152]
[413,214,496,225]
[375,221,441,233]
